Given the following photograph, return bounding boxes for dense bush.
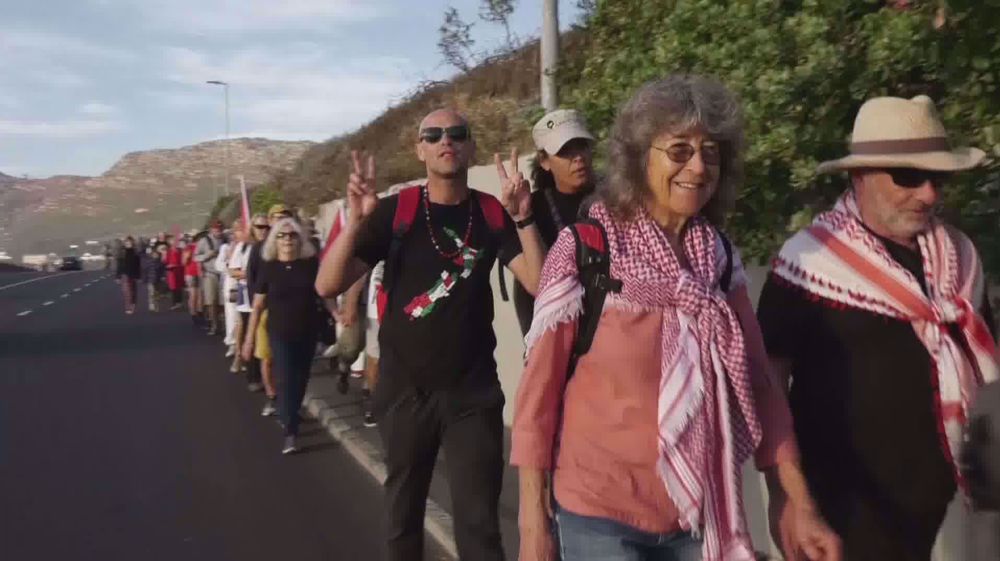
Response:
[562,0,1000,274]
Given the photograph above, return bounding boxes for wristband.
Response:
[514,215,535,229]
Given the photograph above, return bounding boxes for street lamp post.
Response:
[206,80,230,203]
[541,0,559,111]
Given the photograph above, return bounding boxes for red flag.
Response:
[239,176,252,229]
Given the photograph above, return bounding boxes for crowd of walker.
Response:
[108,75,1000,561]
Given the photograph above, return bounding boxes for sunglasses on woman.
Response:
[652,142,722,166]
[419,125,470,144]
[275,232,299,240]
[253,224,270,230]
[886,168,948,189]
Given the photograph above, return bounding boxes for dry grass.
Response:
[278,40,549,209]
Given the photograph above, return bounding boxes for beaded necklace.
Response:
[422,186,474,259]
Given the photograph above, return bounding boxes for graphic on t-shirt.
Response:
[403,227,482,320]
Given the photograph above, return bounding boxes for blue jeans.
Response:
[270,335,315,437]
[556,506,702,561]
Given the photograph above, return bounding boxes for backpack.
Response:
[564,218,734,379]
[375,185,509,322]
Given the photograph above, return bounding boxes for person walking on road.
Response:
[511,76,839,561]
[195,220,225,335]
[165,236,185,310]
[216,223,240,358]
[512,109,597,335]
[757,95,998,561]
[243,213,270,393]
[242,217,327,455]
[315,108,545,561]
[116,236,141,315]
[225,220,253,374]
[141,244,166,312]
[182,235,203,324]
[248,205,293,414]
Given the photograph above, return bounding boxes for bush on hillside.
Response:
[563,0,1000,274]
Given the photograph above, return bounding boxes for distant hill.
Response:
[0,138,313,258]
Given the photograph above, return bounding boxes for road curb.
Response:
[303,392,459,559]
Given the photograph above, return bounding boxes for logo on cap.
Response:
[547,120,554,129]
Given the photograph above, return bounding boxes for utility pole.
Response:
[541,0,559,111]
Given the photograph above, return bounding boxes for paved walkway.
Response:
[303,363,521,559]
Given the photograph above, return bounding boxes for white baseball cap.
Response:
[532,109,595,155]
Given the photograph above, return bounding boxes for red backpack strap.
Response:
[474,190,511,301]
[474,190,506,234]
[393,185,422,236]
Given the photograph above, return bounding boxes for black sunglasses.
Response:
[651,142,722,166]
[253,224,270,229]
[275,232,300,240]
[886,168,949,189]
[419,125,470,144]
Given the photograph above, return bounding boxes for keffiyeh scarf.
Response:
[772,191,999,489]
[526,202,763,561]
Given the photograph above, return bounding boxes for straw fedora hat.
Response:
[817,95,986,174]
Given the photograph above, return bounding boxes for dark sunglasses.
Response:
[253,224,270,230]
[886,168,948,189]
[652,142,722,166]
[275,231,300,240]
[419,125,470,144]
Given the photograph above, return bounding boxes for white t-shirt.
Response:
[366,261,385,321]
[227,242,253,312]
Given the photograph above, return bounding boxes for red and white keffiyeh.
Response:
[526,202,763,561]
[772,191,999,488]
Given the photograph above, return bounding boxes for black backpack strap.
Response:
[567,218,621,378]
[718,229,734,294]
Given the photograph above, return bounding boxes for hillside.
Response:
[0,138,313,257]
[275,37,586,208]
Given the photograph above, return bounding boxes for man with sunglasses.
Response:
[757,95,998,560]
[316,109,544,561]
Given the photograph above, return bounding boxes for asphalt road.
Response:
[0,270,448,561]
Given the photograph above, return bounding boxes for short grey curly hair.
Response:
[600,74,745,226]
[262,217,316,262]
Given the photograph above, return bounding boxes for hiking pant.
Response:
[271,335,315,437]
[378,387,505,561]
[147,282,159,311]
[120,276,136,307]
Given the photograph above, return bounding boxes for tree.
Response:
[438,7,477,72]
[479,0,518,50]
[561,0,1000,276]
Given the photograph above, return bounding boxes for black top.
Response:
[530,186,592,248]
[256,256,320,341]
[246,242,263,296]
[354,191,522,394]
[116,248,141,279]
[757,236,996,560]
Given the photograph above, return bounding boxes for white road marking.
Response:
[0,271,80,292]
[17,310,32,317]
[61,293,69,298]
[43,301,55,306]
[73,288,81,292]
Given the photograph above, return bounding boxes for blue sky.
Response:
[0,0,582,178]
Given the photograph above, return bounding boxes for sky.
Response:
[0,0,582,178]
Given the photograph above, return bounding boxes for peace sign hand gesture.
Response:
[495,147,532,221]
[347,150,378,225]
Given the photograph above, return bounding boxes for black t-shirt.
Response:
[530,187,592,248]
[256,256,320,341]
[246,242,263,296]
[354,189,523,392]
[757,237,996,560]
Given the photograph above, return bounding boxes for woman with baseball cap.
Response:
[513,109,598,335]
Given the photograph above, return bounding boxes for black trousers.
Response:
[378,388,505,561]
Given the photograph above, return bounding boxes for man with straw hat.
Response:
[757,95,998,560]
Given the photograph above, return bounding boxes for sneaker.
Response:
[350,370,363,379]
[247,382,263,393]
[363,411,376,428]
[225,345,236,358]
[321,343,340,359]
[229,360,240,374]
[207,327,218,336]
[282,435,298,455]
[261,400,277,417]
